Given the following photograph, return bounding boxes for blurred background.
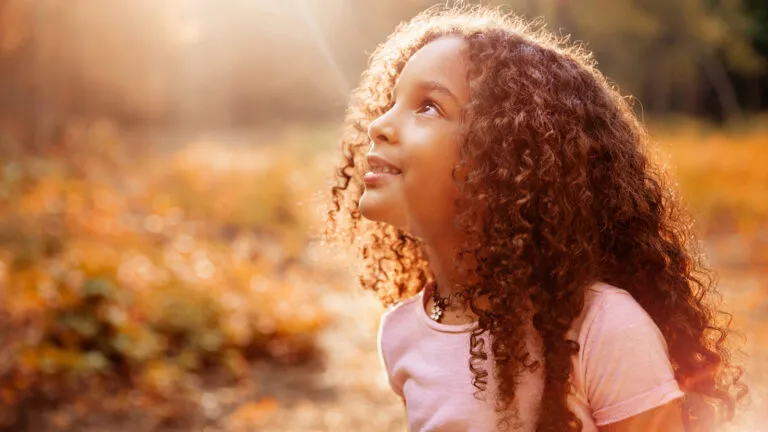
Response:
[0,0,765,431]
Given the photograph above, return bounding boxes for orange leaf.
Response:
[225,398,279,430]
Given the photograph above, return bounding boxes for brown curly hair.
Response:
[324,4,747,431]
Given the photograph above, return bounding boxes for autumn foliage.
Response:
[0,117,764,430]
[0,120,329,429]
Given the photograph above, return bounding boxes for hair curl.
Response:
[324,4,747,431]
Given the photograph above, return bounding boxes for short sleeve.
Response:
[581,292,684,426]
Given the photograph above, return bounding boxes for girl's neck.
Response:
[422,240,491,323]
[424,280,479,325]
[423,243,464,296]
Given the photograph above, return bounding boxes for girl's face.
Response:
[359,36,470,242]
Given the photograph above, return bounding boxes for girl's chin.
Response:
[359,191,403,227]
[358,192,386,220]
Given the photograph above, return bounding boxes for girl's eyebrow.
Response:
[392,79,459,105]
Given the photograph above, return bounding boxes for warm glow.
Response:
[0,0,765,430]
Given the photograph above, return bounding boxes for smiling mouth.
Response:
[369,166,401,175]
[363,167,401,186]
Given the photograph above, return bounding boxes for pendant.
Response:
[430,302,443,322]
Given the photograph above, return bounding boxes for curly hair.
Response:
[324,4,747,431]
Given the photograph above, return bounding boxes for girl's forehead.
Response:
[394,36,470,101]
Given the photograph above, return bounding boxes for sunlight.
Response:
[0,0,765,430]
[295,0,352,97]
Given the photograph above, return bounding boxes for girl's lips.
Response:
[363,171,400,186]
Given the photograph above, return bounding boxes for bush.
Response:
[0,120,328,428]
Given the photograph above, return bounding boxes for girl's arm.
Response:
[598,399,685,432]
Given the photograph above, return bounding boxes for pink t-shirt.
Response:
[377,281,684,431]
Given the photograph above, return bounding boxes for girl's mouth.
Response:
[364,166,401,186]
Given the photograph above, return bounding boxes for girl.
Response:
[325,4,747,432]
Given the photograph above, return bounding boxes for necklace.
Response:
[429,282,471,322]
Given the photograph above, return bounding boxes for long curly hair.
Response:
[324,4,747,431]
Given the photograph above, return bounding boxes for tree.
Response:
[493,0,764,120]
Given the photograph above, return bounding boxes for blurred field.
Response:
[653,121,768,432]
[0,120,765,431]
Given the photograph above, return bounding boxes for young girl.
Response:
[325,5,747,431]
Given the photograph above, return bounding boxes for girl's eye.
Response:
[416,99,441,116]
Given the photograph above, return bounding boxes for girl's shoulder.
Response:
[575,281,670,363]
[568,281,657,343]
[377,291,425,368]
[384,291,423,314]
[584,280,632,302]
[379,291,424,329]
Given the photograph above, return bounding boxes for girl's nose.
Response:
[368,112,398,145]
